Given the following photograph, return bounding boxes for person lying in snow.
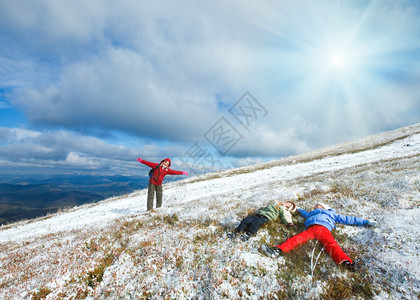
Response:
[227,201,297,241]
[261,203,377,271]
[137,157,188,211]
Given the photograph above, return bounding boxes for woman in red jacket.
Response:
[137,157,188,211]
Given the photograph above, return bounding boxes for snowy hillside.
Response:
[1,124,419,299]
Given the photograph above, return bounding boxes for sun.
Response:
[332,53,344,66]
[330,51,348,69]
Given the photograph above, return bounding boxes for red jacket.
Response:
[141,158,184,185]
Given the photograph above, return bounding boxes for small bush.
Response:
[30,287,52,300]
[321,273,374,299]
[161,213,179,225]
[85,253,117,288]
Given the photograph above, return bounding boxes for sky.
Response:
[0,0,419,177]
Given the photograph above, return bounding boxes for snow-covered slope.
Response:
[1,124,419,299]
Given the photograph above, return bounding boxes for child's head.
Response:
[314,203,331,210]
[284,201,293,208]
[160,158,171,168]
[283,201,297,213]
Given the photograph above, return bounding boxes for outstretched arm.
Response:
[297,208,310,218]
[167,169,188,176]
[136,157,158,169]
[335,214,369,226]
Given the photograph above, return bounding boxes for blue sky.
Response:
[0,0,419,177]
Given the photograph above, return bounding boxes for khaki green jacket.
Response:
[257,203,293,224]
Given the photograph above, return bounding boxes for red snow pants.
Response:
[275,225,352,264]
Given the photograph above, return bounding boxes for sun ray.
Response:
[209,2,318,51]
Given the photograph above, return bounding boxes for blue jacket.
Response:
[297,208,368,231]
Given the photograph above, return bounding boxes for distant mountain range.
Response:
[0,175,152,224]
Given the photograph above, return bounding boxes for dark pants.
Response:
[147,183,163,211]
[235,215,269,235]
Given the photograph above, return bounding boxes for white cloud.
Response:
[65,152,101,168]
[229,123,312,157]
[231,157,265,168]
[13,47,222,142]
[0,127,41,142]
[0,101,11,109]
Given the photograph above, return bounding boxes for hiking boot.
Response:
[261,244,282,258]
[240,232,252,241]
[226,232,238,240]
[341,260,357,272]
